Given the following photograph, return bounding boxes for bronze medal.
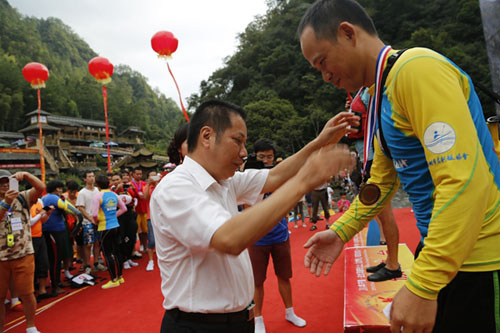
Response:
[358,183,381,205]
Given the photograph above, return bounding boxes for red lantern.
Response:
[151,31,178,59]
[22,62,49,89]
[88,57,114,84]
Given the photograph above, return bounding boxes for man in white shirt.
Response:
[75,171,104,274]
[151,100,357,332]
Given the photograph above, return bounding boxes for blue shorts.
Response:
[147,219,155,249]
[82,222,95,245]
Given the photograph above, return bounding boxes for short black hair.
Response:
[187,100,246,153]
[82,170,94,179]
[66,180,79,191]
[133,167,142,173]
[47,180,64,194]
[297,0,377,42]
[254,138,276,154]
[95,174,110,189]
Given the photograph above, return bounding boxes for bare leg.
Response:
[0,297,5,333]
[139,233,148,252]
[375,216,386,243]
[19,293,37,329]
[277,277,292,308]
[377,203,399,270]
[254,285,264,317]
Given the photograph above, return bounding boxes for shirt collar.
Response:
[182,156,218,191]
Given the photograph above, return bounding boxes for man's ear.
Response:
[338,22,356,44]
[199,126,214,148]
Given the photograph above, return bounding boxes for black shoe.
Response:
[367,266,402,282]
[309,225,317,231]
[379,241,387,245]
[366,262,386,273]
[36,292,56,302]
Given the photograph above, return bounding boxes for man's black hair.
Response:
[297,0,377,42]
[133,167,142,173]
[66,180,79,191]
[254,138,276,154]
[187,100,246,153]
[82,170,94,179]
[95,174,110,189]
[47,180,64,194]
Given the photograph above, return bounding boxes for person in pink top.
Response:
[336,192,351,213]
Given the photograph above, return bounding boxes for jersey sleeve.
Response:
[391,52,492,299]
[331,139,400,241]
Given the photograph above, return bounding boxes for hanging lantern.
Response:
[151,30,189,122]
[151,31,178,59]
[22,62,49,89]
[88,57,114,85]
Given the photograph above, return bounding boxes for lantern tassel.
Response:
[166,62,190,122]
[37,89,46,184]
[102,86,112,173]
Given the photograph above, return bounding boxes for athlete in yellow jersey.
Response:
[298,0,500,332]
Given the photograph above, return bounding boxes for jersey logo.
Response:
[423,122,456,154]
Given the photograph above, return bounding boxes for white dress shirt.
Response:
[150,156,269,313]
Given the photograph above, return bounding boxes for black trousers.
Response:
[160,309,254,333]
[118,210,137,260]
[100,228,124,280]
[415,242,500,332]
[311,189,329,223]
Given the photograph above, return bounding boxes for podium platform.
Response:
[344,244,414,332]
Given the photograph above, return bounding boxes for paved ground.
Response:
[391,188,411,208]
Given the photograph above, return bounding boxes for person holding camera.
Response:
[0,169,45,333]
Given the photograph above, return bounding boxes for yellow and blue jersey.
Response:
[95,190,120,232]
[332,48,500,300]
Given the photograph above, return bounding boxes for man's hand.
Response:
[316,112,359,147]
[390,286,437,333]
[4,189,19,205]
[304,229,345,276]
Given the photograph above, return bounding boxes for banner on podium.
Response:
[344,244,414,332]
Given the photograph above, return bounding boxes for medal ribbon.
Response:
[363,45,392,178]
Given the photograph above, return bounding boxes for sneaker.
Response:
[132,251,142,259]
[84,266,92,275]
[10,300,23,312]
[309,224,317,231]
[123,261,131,270]
[118,277,125,284]
[325,223,330,229]
[367,266,402,282]
[302,223,307,228]
[94,263,107,272]
[146,260,154,271]
[128,259,139,267]
[294,224,299,229]
[64,270,73,279]
[139,245,144,252]
[101,280,120,289]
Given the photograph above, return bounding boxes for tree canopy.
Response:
[0,0,494,157]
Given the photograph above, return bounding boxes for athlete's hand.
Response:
[390,286,437,333]
[304,229,345,276]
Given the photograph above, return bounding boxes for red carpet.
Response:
[4,208,419,333]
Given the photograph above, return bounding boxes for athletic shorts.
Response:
[0,254,35,298]
[81,222,95,245]
[137,213,148,233]
[305,193,312,207]
[32,236,49,279]
[147,219,155,249]
[248,239,292,286]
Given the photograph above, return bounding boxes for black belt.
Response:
[166,307,254,324]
